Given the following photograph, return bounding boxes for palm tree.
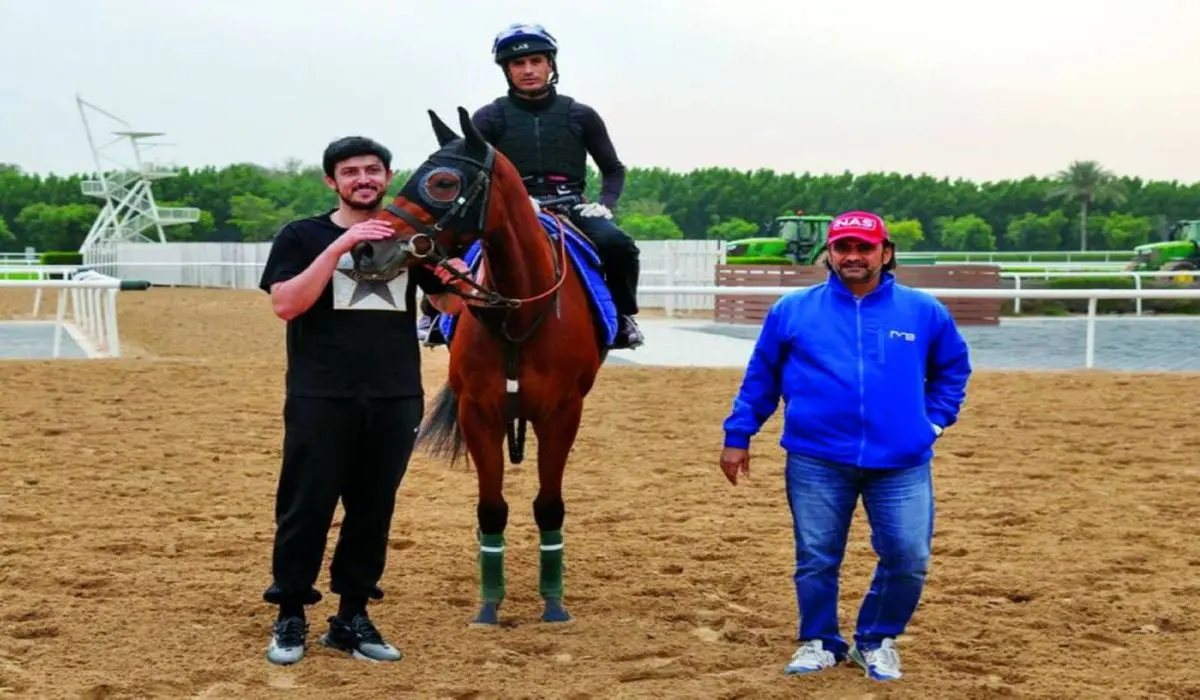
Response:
[1046,160,1127,251]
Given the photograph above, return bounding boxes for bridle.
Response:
[382,143,568,311]
[385,139,574,464]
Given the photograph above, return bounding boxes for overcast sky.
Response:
[2,0,1198,183]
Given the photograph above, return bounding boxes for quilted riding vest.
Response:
[492,94,589,196]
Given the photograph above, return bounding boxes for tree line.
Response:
[0,159,1195,254]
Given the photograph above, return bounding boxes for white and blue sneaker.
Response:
[784,639,838,675]
[849,637,903,681]
[319,614,403,662]
[266,615,307,665]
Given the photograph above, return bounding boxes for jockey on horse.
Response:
[417,22,645,350]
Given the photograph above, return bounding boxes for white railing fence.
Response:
[0,252,39,263]
[1004,270,1198,315]
[83,241,269,290]
[636,285,1200,369]
[10,248,1199,368]
[81,240,729,313]
[0,270,130,358]
[0,263,87,317]
[896,250,1133,263]
[75,241,1198,321]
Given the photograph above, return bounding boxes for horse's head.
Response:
[352,107,498,281]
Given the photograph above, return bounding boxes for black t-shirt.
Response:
[258,210,447,399]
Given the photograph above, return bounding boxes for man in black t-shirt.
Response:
[256,136,466,666]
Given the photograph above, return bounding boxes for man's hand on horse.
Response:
[719,447,750,486]
[573,202,612,220]
[333,219,394,256]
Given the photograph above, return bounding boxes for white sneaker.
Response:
[266,616,307,665]
[784,639,838,675]
[849,637,902,681]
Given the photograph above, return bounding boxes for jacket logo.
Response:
[889,330,915,342]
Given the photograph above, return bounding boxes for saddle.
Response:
[434,208,618,349]
[536,201,595,249]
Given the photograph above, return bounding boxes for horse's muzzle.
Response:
[352,240,408,281]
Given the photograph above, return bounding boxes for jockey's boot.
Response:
[612,314,645,350]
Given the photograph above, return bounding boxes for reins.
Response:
[382,143,570,311]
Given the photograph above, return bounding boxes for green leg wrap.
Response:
[538,529,564,600]
[478,532,506,603]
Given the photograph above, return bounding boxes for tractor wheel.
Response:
[1162,260,1199,284]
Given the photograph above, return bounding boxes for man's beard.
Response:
[836,263,876,282]
[341,187,384,211]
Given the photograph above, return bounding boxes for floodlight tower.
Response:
[75,95,200,254]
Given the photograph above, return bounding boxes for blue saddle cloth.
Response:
[436,211,617,347]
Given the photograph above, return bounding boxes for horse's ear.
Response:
[428,109,459,147]
[457,106,487,156]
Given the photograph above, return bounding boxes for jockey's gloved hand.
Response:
[573,202,613,220]
[431,258,472,291]
[529,196,542,216]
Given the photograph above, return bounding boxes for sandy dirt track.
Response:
[2,287,1200,700]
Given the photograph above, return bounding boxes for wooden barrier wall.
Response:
[713,264,1002,326]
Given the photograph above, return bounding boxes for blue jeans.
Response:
[784,451,934,659]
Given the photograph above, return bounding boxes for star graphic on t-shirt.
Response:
[337,268,398,308]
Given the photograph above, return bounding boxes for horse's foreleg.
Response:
[532,397,583,623]
[461,399,508,627]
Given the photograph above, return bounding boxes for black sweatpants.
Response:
[262,394,424,608]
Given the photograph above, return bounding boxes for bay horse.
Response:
[350,107,617,627]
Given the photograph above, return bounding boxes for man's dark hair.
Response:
[322,136,392,178]
[882,241,897,272]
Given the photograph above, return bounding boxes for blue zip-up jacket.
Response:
[722,271,972,469]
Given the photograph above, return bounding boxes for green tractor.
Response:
[1126,219,1200,276]
[725,212,834,265]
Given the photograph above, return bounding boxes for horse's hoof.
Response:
[470,602,501,627]
[541,598,572,623]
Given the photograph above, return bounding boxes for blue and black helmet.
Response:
[492,23,558,65]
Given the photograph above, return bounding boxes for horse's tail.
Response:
[417,381,465,466]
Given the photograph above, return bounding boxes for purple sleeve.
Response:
[575,104,626,210]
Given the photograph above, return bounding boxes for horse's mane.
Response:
[483,150,556,267]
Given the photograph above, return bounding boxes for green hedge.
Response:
[1003,275,1200,315]
[39,251,83,265]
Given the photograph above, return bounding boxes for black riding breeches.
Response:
[569,212,641,316]
[263,394,424,607]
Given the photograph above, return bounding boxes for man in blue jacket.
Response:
[719,210,972,682]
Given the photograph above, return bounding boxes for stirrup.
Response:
[614,316,644,349]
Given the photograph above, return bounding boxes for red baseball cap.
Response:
[827,211,889,246]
